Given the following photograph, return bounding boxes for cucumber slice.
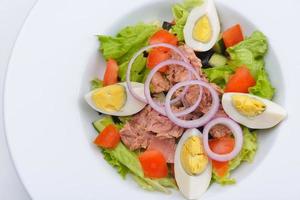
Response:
[92,116,114,132]
[208,53,228,67]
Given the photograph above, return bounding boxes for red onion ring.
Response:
[202,117,243,162]
[165,80,219,128]
[126,43,189,103]
[144,60,202,116]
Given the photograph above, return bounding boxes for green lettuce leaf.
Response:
[212,127,258,185]
[229,128,257,171]
[93,116,177,193]
[101,148,129,179]
[98,23,158,82]
[203,31,275,99]
[118,54,147,82]
[93,116,130,178]
[212,173,236,185]
[131,175,177,192]
[170,0,203,41]
[90,78,103,91]
[203,66,234,88]
[249,68,275,100]
[226,31,275,99]
[131,174,156,191]
[98,23,158,63]
[105,142,144,177]
[157,177,177,188]
[227,31,268,77]
[228,31,268,62]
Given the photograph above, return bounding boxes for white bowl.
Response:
[4,0,289,199]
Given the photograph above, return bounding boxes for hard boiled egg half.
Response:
[222,93,287,129]
[175,128,212,199]
[184,0,220,51]
[85,82,146,116]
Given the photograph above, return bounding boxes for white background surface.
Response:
[1,0,300,200]
[0,0,35,199]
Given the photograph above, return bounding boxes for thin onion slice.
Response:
[165,80,219,128]
[144,60,202,116]
[202,117,243,162]
[126,43,189,103]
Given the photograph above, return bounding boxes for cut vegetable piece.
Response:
[208,53,228,67]
[93,117,114,133]
[224,66,256,93]
[147,49,171,72]
[94,124,120,149]
[149,29,178,51]
[139,150,168,178]
[212,160,229,177]
[103,59,119,86]
[209,137,235,155]
[203,117,243,162]
[222,24,244,48]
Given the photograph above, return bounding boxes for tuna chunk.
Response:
[209,124,232,138]
[146,106,184,138]
[210,107,231,138]
[166,45,202,85]
[120,106,184,162]
[119,122,154,150]
[182,85,213,114]
[150,72,170,93]
[147,137,176,163]
[150,44,223,95]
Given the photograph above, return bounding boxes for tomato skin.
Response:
[224,66,256,93]
[209,137,235,177]
[103,59,119,86]
[211,160,229,177]
[223,24,244,48]
[138,150,168,178]
[146,48,170,73]
[147,30,178,72]
[94,124,120,149]
[149,29,178,52]
[209,137,235,155]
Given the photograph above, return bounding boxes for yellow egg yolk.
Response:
[180,136,208,175]
[232,95,266,117]
[92,84,126,112]
[192,15,212,43]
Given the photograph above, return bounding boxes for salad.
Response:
[84,0,287,199]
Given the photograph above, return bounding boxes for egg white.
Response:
[175,128,212,200]
[85,82,146,116]
[183,0,220,52]
[222,93,287,129]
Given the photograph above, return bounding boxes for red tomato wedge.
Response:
[211,160,229,177]
[222,24,244,48]
[224,66,256,93]
[147,48,170,73]
[138,150,168,178]
[149,29,178,51]
[103,59,119,86]
[209,137,234,177]
[209,137,235,155]
[94,124,120,149]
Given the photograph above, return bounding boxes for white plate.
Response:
[4,0,300,199]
